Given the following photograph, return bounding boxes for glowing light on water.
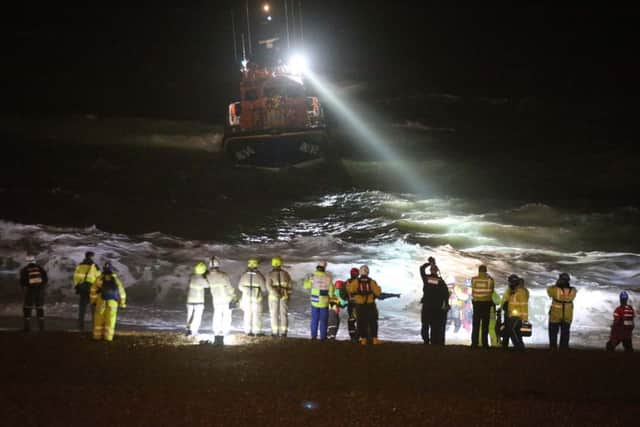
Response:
[301,69,428,195]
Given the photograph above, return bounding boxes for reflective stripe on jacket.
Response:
[547,285,577,323]
[346,276,381,305]
[73,262,100,286]
[471,273,495,302]
[208,269,235,305]
[304,271,334,308]
[613,305,635,329]
[238,270,267,303]
[503,285,529,321]
[266,268,293,299]
[186,274,210,304]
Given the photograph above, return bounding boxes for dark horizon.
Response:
[1,2,637,122]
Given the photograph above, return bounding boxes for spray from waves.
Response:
[1,191,639,346]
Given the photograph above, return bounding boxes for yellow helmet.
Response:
[271,256,282,268]
[247,257,259,269]
[194,261,207,275]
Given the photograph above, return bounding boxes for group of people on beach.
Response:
[418,257,635,352]
[17,252,635,351]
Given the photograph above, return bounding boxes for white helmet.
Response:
[25,256,36,264]
[359,265,370,276]
[209,256,220,269]
[317,260,328,269]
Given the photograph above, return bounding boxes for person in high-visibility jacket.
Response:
[327,280,348,340]
[486,290,502,347]
[266,256,293,337]
[208,256,237,345]
[606,291,635,352]
[303,260,334,340]
[470,265,495,348]
[347,265,382,345]
[185,261,210,337]
[345,267,360,341]
[73,251,101,331]
[90,262,126,341]
[238,257,267,336]
[501,274,529,350]
[547,272,577,349]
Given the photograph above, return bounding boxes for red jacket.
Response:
[613,305,635,329]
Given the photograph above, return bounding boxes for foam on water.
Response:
[1,191,638,347]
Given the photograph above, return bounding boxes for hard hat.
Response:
[247,257,259,269]
[359,265,369,276]
[209,256,220,269]
[317,260,327,269]
[271,256,282,268]
[194,261,207,275]
[25,256,36,264]
[620,291,629,301]
[335,280,344,289]
[103,262,114,274]
[350,267,359,278]
[85,251,95,259]
[507,274,520,285]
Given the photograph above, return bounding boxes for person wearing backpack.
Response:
[90,262,126,341]
[547,272,577,349]
[73,251,101,331]
[19,256,48,332]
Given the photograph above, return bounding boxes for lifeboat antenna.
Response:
[245,0,253,56]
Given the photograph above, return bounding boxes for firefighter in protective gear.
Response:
[73,251,100,331]
[547,272,577,349]
[345,267,360,341]
[90,262,126,341]
[327,280,348,339]
[606,291,635,352]
[419,261,450,345]
[208,256,236,345]
[266,256,293,337]
[303,260,334,340]
[347,265,382,345]
[185,261,210,337]
[470,265,495,348]
[502,275,529,350]
[19,256,48,332]
[238,257,267,336]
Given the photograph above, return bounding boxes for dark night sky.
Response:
[1,2,637,121]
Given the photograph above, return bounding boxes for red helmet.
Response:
[350,267,359,278]
[335,280,344,289]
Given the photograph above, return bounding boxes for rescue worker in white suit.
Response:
[208,256,237,345]
[185,261,210,337]
[238,257,267,336]
[266,256,293,337]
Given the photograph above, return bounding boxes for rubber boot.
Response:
[23,318,31,332]
[372,337,382,345]
[214,335,224,346]
[359,338,368,346]
[38,318,45,332]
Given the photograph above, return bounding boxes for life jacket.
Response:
[357,277,372,295]
[101,274,120,301]
[26,266,44,286]
[614,305,635,329]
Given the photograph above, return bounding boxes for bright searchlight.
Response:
[288,54,309,75]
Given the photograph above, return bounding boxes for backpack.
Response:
[101,275,120,301]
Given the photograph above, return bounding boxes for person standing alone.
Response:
[19,256,48,332]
